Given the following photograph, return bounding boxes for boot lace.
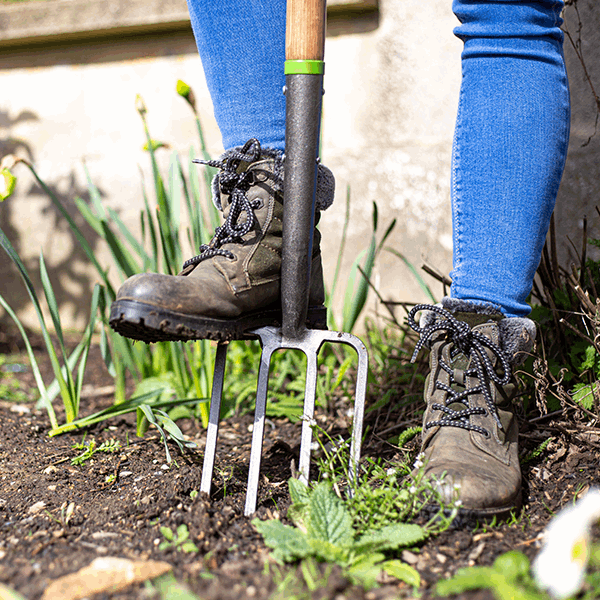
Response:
[408,304,512,437]
[182,138,267,272]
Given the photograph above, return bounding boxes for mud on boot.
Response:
[110,138,334,343]
[408,297,536,522]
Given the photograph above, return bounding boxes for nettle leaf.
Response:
[382,560,421,587]
[287,478,310,530]
[308,538,350,564]
[573,383,595,411]
[579,345,597,372]
[289,477,311,505]
[287,503,308,532]
[345,552,386,588]
[252,518,310,563]
[355,523,427,553]
[307,482,354,548]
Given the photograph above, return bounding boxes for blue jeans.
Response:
[186,0,570,318]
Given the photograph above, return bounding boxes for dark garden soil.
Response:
[1,335,599,600]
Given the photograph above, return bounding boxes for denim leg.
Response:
[186,0,287,151]
[450,0,570,318]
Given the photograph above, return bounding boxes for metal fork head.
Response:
[199,325,368,516]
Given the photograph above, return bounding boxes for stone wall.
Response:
[0,0,598,332]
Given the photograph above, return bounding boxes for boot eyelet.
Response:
[254,170,268,183]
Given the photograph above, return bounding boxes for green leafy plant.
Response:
[437,547,600,600]
[253,479,424,589]
[137,403,196,463]
[0,355,31,402]
[151,573,205,600]
[436,551,544,600]
[71,436,121,465]
[521,437,554,465]
[269,558,337,600]
[158,524,199,553]
[528,213,600,419]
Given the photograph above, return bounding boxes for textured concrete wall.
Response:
[556,2,600,267]
[0,0,598,332]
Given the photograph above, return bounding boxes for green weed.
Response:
[71,436,121,465]
[0,355,30,402]
[158,524,199,553]
[253,479,425,589]
[437,547,600,600]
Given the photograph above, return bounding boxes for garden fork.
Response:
[200,0,368,516]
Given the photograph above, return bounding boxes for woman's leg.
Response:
[186,0,287,151]
[406,0,570,520]
[450,0,570,318]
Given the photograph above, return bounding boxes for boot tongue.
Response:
[453,310,503,328]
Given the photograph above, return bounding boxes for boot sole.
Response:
[109,298,328,343]
[422,488,522,528]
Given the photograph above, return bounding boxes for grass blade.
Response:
[74,197,103,236]
[327,185,351,330]
[38,251,66,352]
[385,247,436,303]
[100,220,140,279]
[107,207,152,270]
[75,284,102,412]
[0,294,56,429]
[23,162,116,300]
[0,227,75,421]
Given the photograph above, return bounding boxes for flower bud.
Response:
[0,168,16,201]
[176,80,197,112]
[135,94,147,115]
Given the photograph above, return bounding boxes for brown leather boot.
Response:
[109,139,334,342]
[408,298,536,520]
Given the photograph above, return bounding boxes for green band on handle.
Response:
[284,60,325,75]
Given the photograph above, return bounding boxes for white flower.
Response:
[532,488,600,599]
[413,452,425,470]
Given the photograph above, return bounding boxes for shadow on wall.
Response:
[0,108,39,336]
[0,114,106,332]
[0,108,37,158]
[555,0,600,265]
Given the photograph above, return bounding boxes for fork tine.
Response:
[298,350,318,485]
[200,341,228,495]
[347,335,368,489]
[244,332,277,516]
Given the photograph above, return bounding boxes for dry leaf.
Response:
[41,557,172,600]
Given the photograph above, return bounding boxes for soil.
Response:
[1,334,599,600]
